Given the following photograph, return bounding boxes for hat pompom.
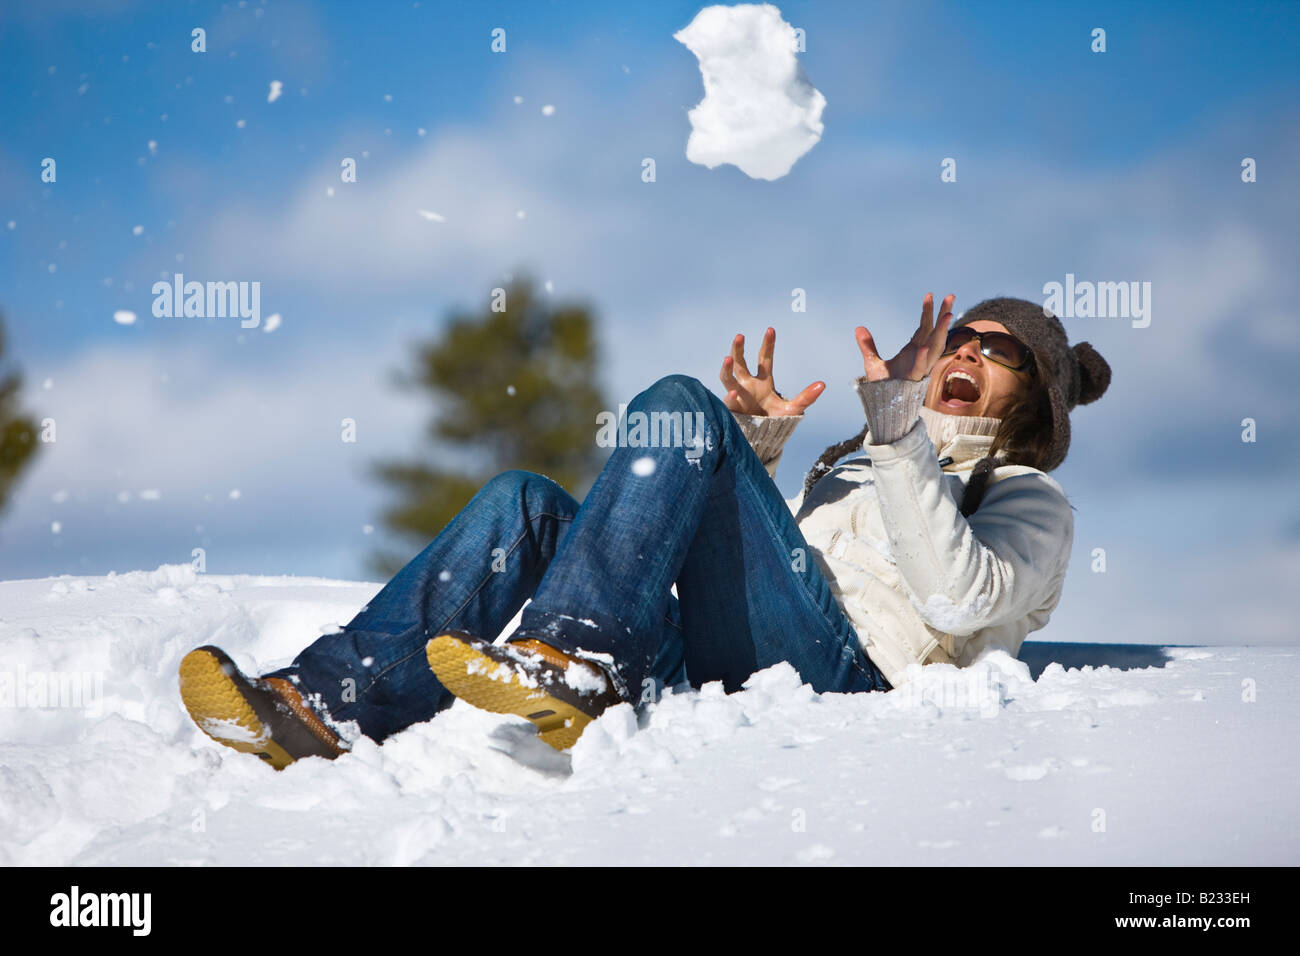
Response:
[1072,341,1111,405]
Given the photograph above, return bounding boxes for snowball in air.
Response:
[674,4,825,180]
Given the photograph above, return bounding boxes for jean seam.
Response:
[434,509,573,634]
[332,509,574,717]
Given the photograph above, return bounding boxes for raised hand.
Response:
[719,326,825,417]
[855,293,955,383]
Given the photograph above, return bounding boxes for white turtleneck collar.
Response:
[918,405,1001,469]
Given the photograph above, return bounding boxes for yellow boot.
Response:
[425,631,623,751]
[179,645,348,770]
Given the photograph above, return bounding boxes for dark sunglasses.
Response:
[942,327,1035,373]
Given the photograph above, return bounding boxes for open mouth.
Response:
[939,368,981,408]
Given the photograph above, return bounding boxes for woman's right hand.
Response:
[719,327,825,417]
[855,292,954,383]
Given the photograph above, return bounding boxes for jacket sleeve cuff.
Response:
[855,376,929,445]
[731,411,802,478]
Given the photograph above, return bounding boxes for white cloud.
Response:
[1,335,429,579]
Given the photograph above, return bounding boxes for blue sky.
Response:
[2,0,1298,646]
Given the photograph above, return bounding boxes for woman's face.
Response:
[925,320,1032,419]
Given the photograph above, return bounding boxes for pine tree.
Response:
[370,277,608,575]
[0,312,40,518]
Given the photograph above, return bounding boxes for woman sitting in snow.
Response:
[179,294,1111,768]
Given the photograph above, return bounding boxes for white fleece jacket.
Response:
[732,376,1074,689]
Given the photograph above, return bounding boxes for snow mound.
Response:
[1,566,1295,865]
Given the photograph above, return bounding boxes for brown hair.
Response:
[984,365,1054,469]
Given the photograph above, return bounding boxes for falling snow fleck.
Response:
[229,489,241,500]
[263,313,282,332]
[506,385,517,396]
[541,104,555,116]
[113,310,136,325]
[438,570,451,582]
[632,457,656,477]
[132,225,143,235]
[267,80,283,103]
[51,521,62,534]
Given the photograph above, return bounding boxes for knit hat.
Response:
[951,297,1111,473]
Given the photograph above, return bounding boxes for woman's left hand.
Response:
[855,293,955,383]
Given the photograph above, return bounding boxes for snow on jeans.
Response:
[267,374,890,743]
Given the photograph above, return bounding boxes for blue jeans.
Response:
[268,375,890,743]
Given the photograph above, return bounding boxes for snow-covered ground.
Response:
[1,565,1295,865]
